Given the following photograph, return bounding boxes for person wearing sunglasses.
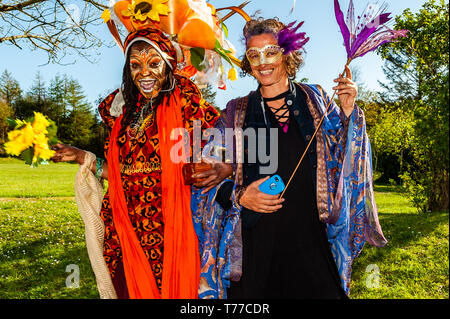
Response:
[207,17,387,299]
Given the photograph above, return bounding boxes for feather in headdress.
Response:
[277,21,310,54]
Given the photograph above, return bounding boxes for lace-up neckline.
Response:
[261,90,291,133]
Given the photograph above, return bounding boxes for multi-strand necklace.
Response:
[127,77,176,139]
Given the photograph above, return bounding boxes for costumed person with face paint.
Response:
[202,17,387,299]
[50,0,251,299]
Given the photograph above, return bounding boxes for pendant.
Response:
[127,123,139,139]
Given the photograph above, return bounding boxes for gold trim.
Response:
[121,162,161,175]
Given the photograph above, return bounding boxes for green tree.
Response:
[378,0,449,212]
[370,106,415,182]
[0,70,22,106]
[59,77,96,150]
[0,99,14,156]
[0,70,20,155]
[21,71,50,117]
[28,71,47,104]
[47,74,71,126]
[200,84,217,108]
[13,71,48,120]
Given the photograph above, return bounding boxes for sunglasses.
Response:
[245,45,284,67]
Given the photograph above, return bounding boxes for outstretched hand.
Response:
[333,65,358,117]
[50,143,86,165]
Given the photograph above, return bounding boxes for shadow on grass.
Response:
[352,210,449,276]
[374,183,406,194]
[378,211,448,248]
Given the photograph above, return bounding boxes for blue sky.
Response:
[0,0,426,111]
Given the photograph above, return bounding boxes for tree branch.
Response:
[0,0,106,64]
[0,0,46,13]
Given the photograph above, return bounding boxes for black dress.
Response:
[227,89,347,299]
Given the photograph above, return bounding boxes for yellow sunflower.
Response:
[122,0,170,23]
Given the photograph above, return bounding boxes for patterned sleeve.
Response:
[308,84,357,165]
[97,89,120,158]
[313,84,351,144]
[98,89,120,132]
[182,93,220,131]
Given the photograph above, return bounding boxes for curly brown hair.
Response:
[241,18,304,78]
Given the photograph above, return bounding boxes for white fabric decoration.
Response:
[187,0,214,29]
[107,0,121,24]
[75,151,117,299]
[124,37,174,69]
[110,88,124,117]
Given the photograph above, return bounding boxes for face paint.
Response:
[129,42,168,99]
[245,44,284,67]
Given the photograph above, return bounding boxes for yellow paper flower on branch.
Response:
[101,9,111,23]
[32,112,50,134]
[4,123,34,156]
[227,68,237,81]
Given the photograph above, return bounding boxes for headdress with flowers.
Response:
[101,0,252,89]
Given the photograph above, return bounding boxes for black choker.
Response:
[261,89,291,102]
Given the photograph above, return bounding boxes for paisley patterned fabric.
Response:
[304,84,387,294]
[98,76,219,293]
[189,116,244,299]
[191,180,242,299]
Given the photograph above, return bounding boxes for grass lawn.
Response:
[351,185,449,299]
[0,158,448,299]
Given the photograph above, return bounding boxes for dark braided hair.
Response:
[120,53,141,131]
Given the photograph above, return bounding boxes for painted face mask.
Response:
[129,44,168,99]
[245,44,284,67]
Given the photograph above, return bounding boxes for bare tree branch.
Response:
[0,0,46,13]
[0,0,108,64]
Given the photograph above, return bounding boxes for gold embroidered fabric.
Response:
[120,162,161,175]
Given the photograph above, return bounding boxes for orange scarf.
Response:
[107,86,200,299]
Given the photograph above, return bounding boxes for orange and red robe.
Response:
[98,76,219,298]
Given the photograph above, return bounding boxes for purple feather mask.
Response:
[334,0,409,63]
[277,21,310,55]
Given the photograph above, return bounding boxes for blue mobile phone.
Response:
[259,175,285,195]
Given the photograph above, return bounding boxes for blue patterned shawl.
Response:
[305,84,387,294]
[191,83,387,298]
[191,182,242,299]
